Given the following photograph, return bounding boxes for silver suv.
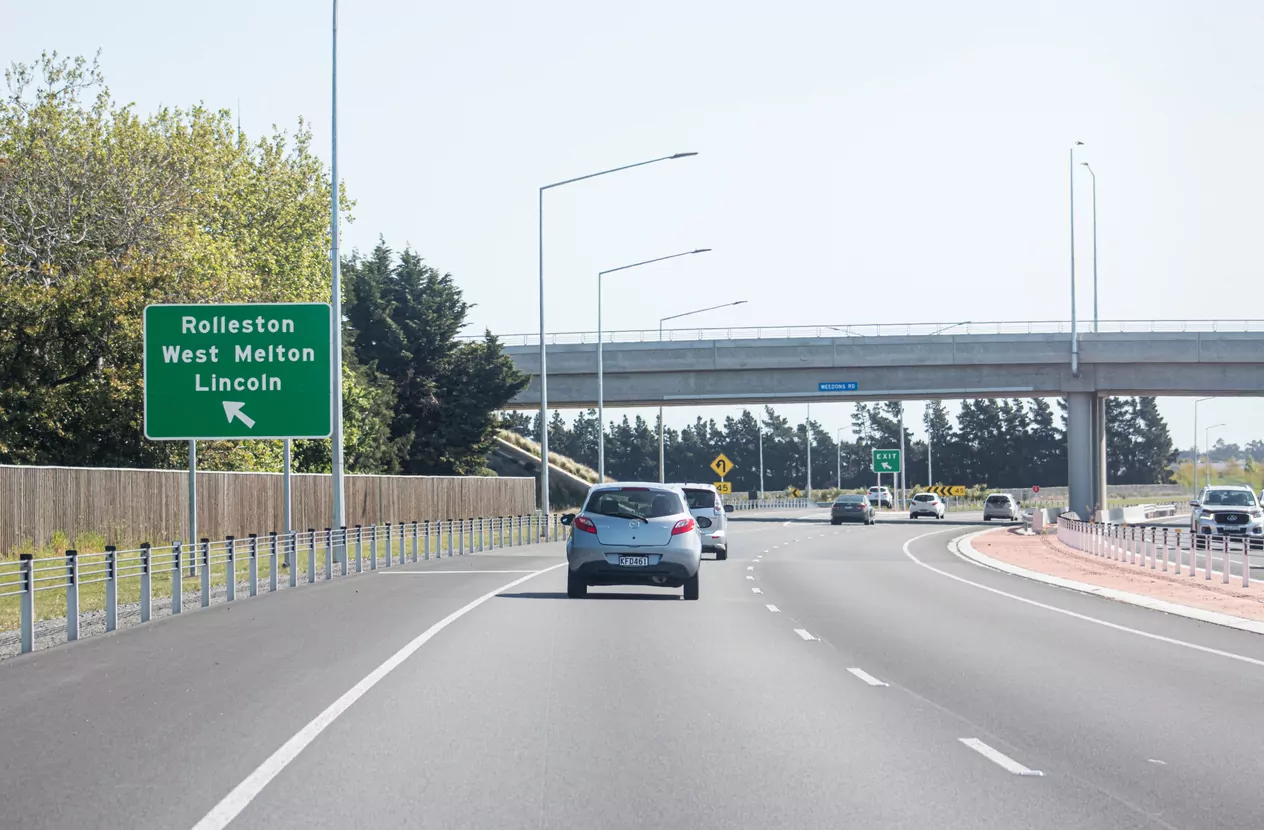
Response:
[562,483,703,600]
[1191,485,1264,542]
[982,493,1020,522]
[680,483,734,560]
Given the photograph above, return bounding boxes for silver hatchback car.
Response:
[562,483,703,600]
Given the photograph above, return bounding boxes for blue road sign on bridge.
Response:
[818,381,858,392]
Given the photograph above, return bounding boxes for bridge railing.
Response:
[469,319,1264,347]
[0,515,568,658]
[1056,515,1253,587]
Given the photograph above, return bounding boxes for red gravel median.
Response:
[971,528,1264,623]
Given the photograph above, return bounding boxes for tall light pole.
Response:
[597,249,711,481]
[805,402,812,500]
[1194,397,1213,495]
[329,0,346,546]
[656,300,747,482]
[537,152,697,522]
[1081,161,1099,332]
[1070,141,1084,376]
[1206,424,1226,487]
[836,427,845,489]
[758,421,764,498]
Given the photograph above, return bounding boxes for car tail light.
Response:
[713,507,721,516]
[671,517,696,535]
[574,515,597,534]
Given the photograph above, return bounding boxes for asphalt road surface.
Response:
[3,510,1264,829]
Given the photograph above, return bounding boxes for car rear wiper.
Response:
[606,509,649,523]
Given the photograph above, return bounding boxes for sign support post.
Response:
[188,440,197,564]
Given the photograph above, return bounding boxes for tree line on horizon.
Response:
[502,396,1179,492]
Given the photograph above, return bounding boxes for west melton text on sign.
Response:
[143,303,332,440]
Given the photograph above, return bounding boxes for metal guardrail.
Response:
[0,514,570,656]
[466,319,1264,347]
[1057,515,1253,587]
[725,498,814,511]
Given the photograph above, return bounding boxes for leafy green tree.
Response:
[342,241,528,475]
[0,51,380,472]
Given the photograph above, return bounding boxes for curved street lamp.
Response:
[596,248,712,480]
[536,151,697,520]
[655,300,748,481]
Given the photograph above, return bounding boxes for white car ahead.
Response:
[909,493,945,519]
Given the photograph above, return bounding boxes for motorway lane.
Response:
[6,512,1264,828]
[0,548,568,830]
[219,515,1117,830]
[755,517,1264,830]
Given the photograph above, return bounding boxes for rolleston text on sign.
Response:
[144,303,332,440]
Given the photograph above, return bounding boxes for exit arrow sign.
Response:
[143,303,332,440]
[872,449,902,473]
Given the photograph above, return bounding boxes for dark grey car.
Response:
[831,494,875,525]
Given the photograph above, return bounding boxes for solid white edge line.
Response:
[794,628,816,641]
[766,604,780,612]
[378,570,537,575]
[846,667,889,687]
[959,737,1044,776]
[903,530,1264,670]
[190,562,566,830]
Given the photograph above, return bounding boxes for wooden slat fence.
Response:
[0,464,534,554]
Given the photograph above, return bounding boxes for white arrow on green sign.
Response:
[143,303,332,440]
[872,448,902,473]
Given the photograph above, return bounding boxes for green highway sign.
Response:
[144,303,332,440]
[872,448,902,473]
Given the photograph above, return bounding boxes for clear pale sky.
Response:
[6,1,1263,458]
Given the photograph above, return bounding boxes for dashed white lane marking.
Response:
[782,521,793,527]
[847,668,889,687]
[794,628,816,641]
[746,575,755,580]
[747,566,754,571]
[958,738,1044,776]
[908,530,1264,670]
[752,588,763,594]
[1147,759,1167,765]
[766,604,781,613]
[189,562,566,830]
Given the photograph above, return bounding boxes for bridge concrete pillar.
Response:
[1093,396,1108,518]
[1067,392,1095,518]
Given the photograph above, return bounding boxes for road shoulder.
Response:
[953,528,1264,635]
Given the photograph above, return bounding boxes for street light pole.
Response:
[597,249,711,481]
[1194,397,1213,495]
[836,427,844,489]
[758,423,765,498]
[1070,141,1084,376]
[1206,423,1226,487]
[655,300,747,482]
[805,402,812,501]
[537,152,697,522]
[1081,162,1099,333]
[329,0,346,546]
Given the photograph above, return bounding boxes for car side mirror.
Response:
[723,504,734,514]
[1188,500,1199,508]
[560,513,575,526]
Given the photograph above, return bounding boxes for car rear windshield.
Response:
[986,495,1010,505]
[1203,490,1256,507]
[683,489,719,509]
[587,488,684,519]
[914,494,935,502]
[836,495,865,503]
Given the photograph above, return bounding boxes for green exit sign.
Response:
[143,303,332,440]
[872,449,902,473]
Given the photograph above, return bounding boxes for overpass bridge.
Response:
[488,319,1264,520]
